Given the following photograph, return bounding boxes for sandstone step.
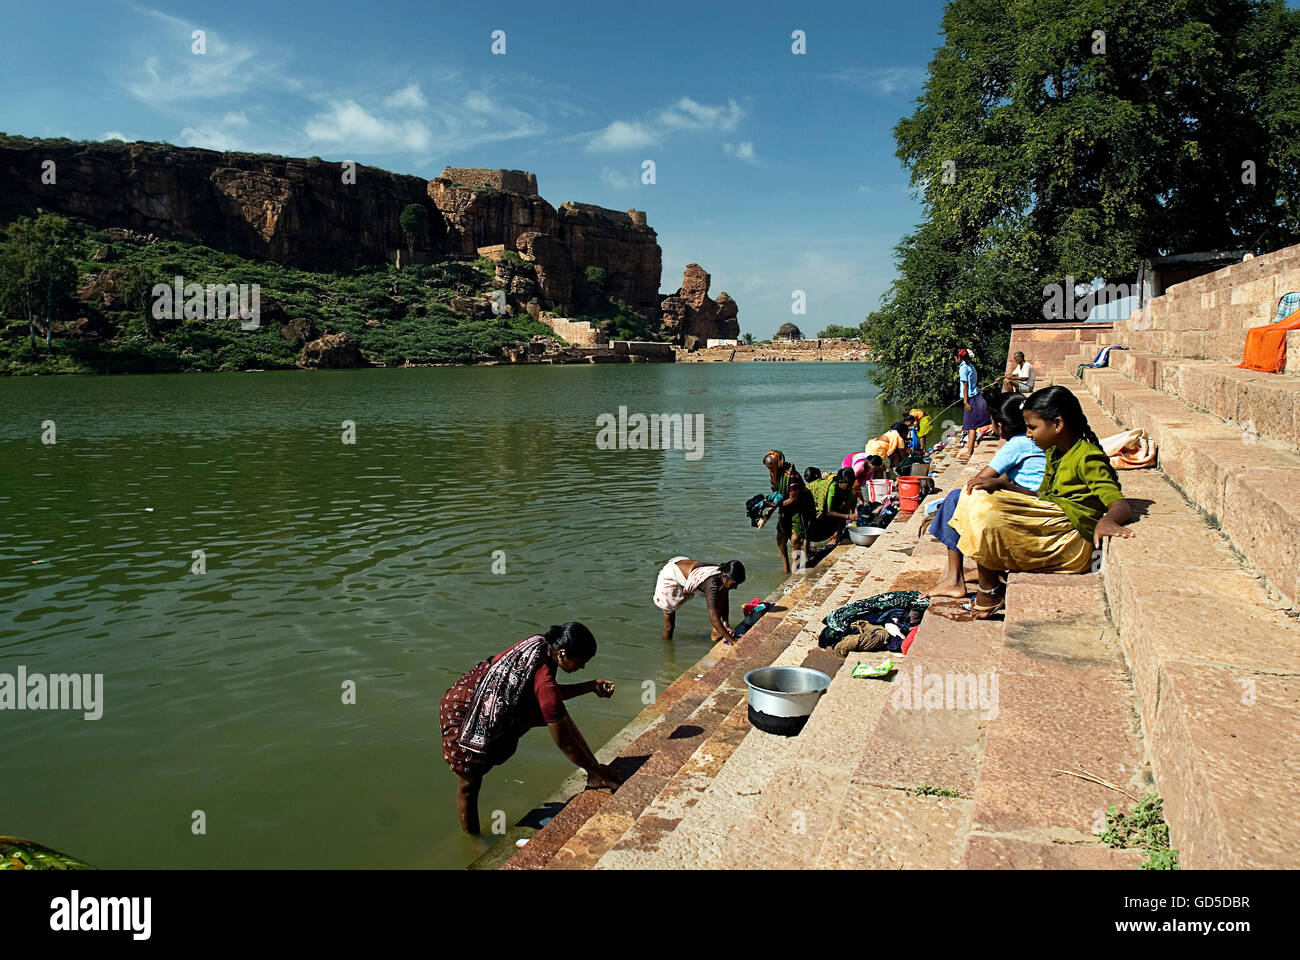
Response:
[964,572,1149,869]
[1073,390,1300,867]
[1104,347,1300,448]
[504,534,888,870]
[1083,365,1300,608]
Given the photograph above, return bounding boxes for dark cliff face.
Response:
[0,140,445,270]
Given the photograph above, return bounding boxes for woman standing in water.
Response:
[440,622,622,834]
[764,449,814,576]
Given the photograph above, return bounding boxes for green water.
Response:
[0,362,908,869]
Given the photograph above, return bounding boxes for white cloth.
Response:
[653,556,721,613]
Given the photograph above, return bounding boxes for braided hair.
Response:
[1023,386,1101,447]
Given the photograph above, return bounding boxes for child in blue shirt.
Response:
[924,392,1045,599]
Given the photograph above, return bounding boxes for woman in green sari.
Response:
[806,468,858,543]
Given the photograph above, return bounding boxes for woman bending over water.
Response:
[440,622,622,834]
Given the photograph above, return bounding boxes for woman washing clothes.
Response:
[948,386,1135,619]
[805,468,860,544]
[653,557,747,643]
[764,449,815,576]
[441,622,622,834]
[957,348,993,463]
[866,415,915,469]
[923,392,1044,599]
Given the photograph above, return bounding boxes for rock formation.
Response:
[660,264,740,345]
[298,332,365,369]
[0,141,667,331]
[0,140,443,270]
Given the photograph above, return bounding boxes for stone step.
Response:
[597,486,956,869]
[964,572,1148,869]
[498,555,839,869]
[1074,390,1300,867]
[1083,365,1300,609]
[1101,348,1300,448]
[542,580,864,870]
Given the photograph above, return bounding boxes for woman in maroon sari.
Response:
[440,621,623,834]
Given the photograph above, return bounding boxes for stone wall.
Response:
[558,202,662,318]
[438,167,538,194]
[1006,322,1114,384]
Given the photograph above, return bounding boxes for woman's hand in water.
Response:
[1093,516,1134,548]
[592,679,615,698]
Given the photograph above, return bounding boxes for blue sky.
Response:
[0,0,951,337]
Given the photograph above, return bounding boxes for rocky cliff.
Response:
[0,138,688,334]
[0,138,443,271]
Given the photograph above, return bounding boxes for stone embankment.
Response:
[476,243,1300,870]
[675,338,871,362]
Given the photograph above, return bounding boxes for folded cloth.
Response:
[742,597,764,617]
[1100,428,1157,470]
[653,556,721,613]
[818,591,930,647]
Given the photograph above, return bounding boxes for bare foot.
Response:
[923,584,969,599]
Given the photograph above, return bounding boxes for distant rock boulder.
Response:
[298,332,366,369]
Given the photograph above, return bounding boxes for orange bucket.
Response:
[898,476,924,512]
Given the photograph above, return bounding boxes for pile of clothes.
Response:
[818,590,929,657]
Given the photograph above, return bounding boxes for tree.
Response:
[871,0,1300,403]
[776,322,802,340]
[741,331,755,345]
[584,266,607,290]
[0,214,78,350]
[398,204,427,264]
[818,324,863,339]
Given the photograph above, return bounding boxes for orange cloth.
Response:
[1238,307,1300,374]
[865,430,904,459]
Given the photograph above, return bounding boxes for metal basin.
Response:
[847,524,886,546]
[743,666,831,735]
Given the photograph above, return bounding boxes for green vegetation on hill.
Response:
[0,215,556,375]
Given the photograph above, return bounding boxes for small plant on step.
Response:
[914,783,960,798]
[1097,793,1179,870]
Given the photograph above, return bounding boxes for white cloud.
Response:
[385,84,428,110]
[582,96,747,153]
[125,9,288,103]
[656,96,743,132]
[825,67,926,96]
[304,99,433,152]
[858,184,873,192]
[585,120,659,153]
[600,166,633,189]
[723,141,758,164]
[103,131,129,141]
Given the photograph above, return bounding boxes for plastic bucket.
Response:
[866,479,892,501]
[898,476,924,512]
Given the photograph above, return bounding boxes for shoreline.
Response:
[465,520,897,869]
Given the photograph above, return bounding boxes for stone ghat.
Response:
[675,339,872,362]
[476,377,1300,870]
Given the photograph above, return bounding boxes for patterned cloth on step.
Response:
[818,590,930,647]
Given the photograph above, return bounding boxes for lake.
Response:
[0,361,911,868]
